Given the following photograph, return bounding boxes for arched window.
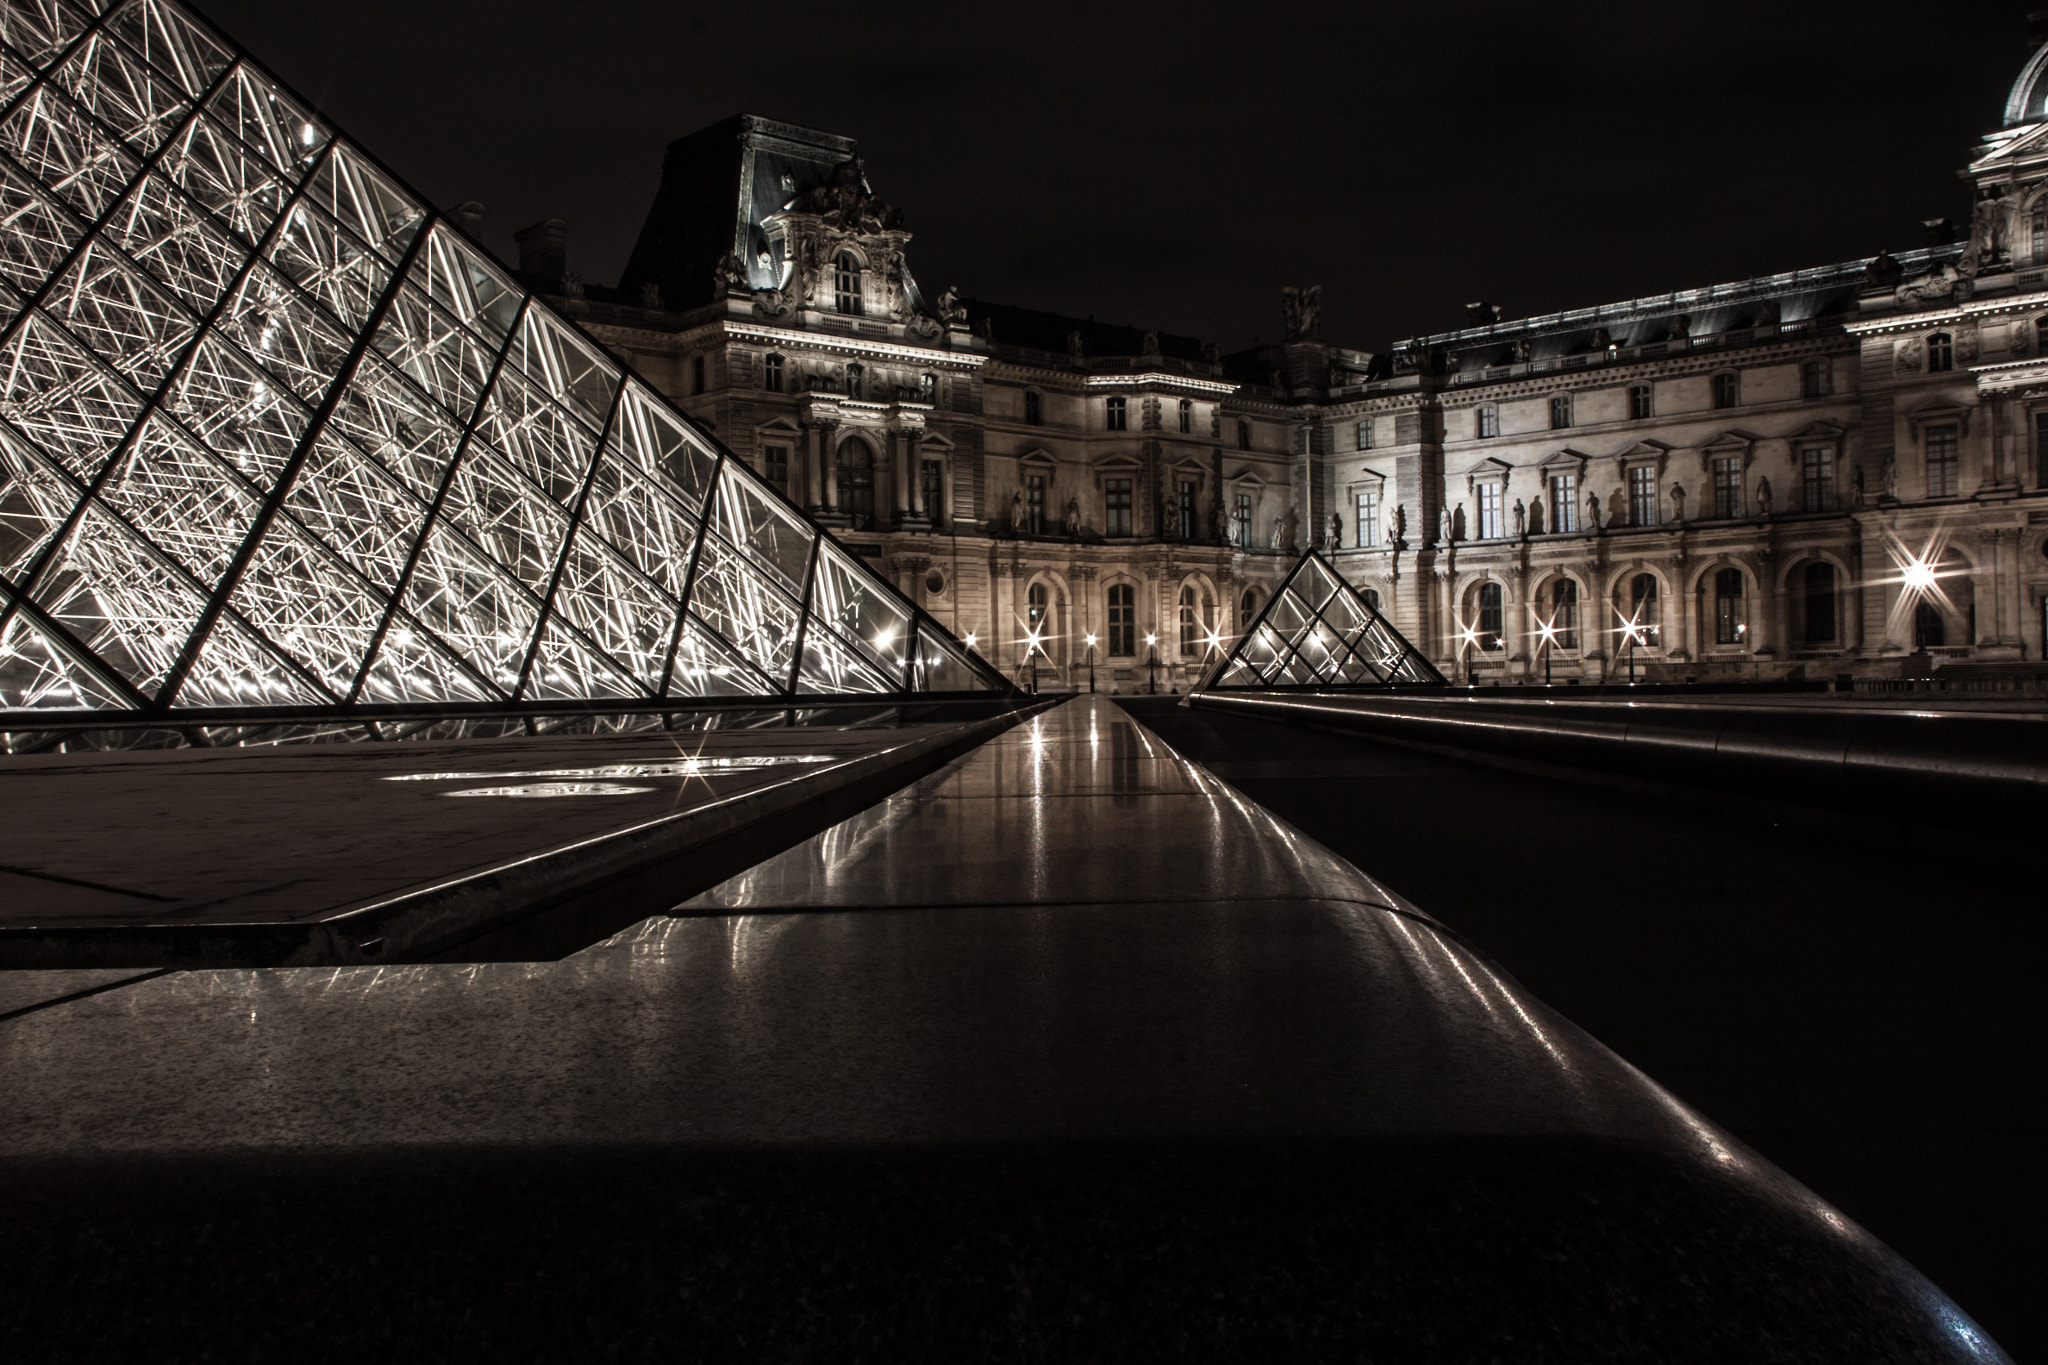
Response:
[845,362,863,401]
[1178,399,1193,434]
[836,437,875,529]
[1105,395,1127,431]
[1714,567,1746,645]
[1024,390,1042,425]
[833,252,862,314]
[1551,579,1578,649]
[1803,561,1837,643]
[763,353,784,393]
[1026,582,1049,646]
[1914,597,1945,649]
[1629,573,1660,647]
[1927,332,1953,373]
[1108,583,1137,656]
[1179,586,1198,654]
[1240,588,1259,625]
[1362,587,1381,612]
[1713,372,1740,408]
[1477,581,1504,649]
[1802,358,1831,399]
[1628,384,1652,420]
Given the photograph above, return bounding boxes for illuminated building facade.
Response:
[555,40,2048,687]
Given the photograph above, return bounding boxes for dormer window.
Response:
[833,252,862,314]
[763,352,784,393]
[1927,332,1953,373]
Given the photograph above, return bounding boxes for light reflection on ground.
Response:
[443,782,658,798]
[387,756,840,782]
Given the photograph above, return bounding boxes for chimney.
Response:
[513,218,567,283]
[448,201,485,234]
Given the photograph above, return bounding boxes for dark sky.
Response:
[201,0,2033,351]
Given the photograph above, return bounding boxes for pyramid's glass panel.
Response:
[1195,551,1444,693]
[0,0,1001,720]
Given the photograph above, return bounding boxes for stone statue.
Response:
[1586,490,1603,533]
[1329,511,1344,552]
[2013,319,2035,356]
[1214,500,1232,544]
[1668,313,1690,339]
[1510,337,1531,362]
[1529,496,1545,536]
[639,281,663,310]
[1513,498,1526,538]
[883,256,908,319]
[1202,341,1220,364]
[798,236,821,306]
[1962,186,2008,274]
[1281,284,1323,341]
[1670,481,1686,523]
[1141,329,1160,355]
[1067,330,1086,362]
[1010,488,1027,533]
[560,271,585,300]
[937,285,968,325]
[1389,502,1406,547]
[1864,252,1903,290]
[1880,450,1898,499]
[1439,503,1454,545]
[1064,497,1081,537]
[1270,516,1286,551]
[1453,502,1466,541]
[712,252,748,293]
[1851,462,1866,509]
[1607,487,1626,527]
[1162,491,1180,539]
[1756,476,1773,518]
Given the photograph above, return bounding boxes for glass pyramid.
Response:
[0,0,1004,721]
[1197,550,1444,691]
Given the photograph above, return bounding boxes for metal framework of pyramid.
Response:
[0,0,1006,728]
[1196,550,1444,691]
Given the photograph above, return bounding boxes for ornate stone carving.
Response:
[1956,327,1981,363]
[712,252,748,294]
[906,313,942,342]
[638,281,663,310]
[936,286,968,325]
[1281,285,1322,341]
[790,157,903,233]
[1864,252,1903,290]
[1895,336,1924,374]
[2011,320,2034,356]
[751,288,792,320]
[1895,263,1974,309]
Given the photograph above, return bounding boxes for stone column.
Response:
[908,432,926,518]
[805,422,824,511]
[891,427,911,518]
[1668,565,1692,664]
[1511,567,1532,679]
[820,422,840,510]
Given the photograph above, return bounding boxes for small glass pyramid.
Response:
[0,0,1003,720]
[1196,550,1444,691]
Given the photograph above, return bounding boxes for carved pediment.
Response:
[1018,447,1058,468]
[1904,398,1973,438]
[1096,451,1144,472]
[1538,447,1592,471]
[1783,419,1850,443]
[1462,454,1513,477]
[1224,465,1267,484]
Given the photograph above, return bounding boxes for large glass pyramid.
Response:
[1196,550,1444,691]
[0,0,1004,723]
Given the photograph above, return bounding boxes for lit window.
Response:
[1237,419,1251,451]
[1179,399,1193,434]
[1477,405,1498,439]
[1712,456,1743,518]
[833,252,862,314]
[1801,447,1835,512]
[1713,372,1739,408]
[1108,583,1136,656]
[920,372,936,403]
[1477,582,1504,649]
[1551,579,1578,648]
[1024,390,1042,425]
[1550,394,1572,429]
[1356,487,1379,548]
[1802,358,1831,399]
[1027,582,1048,636]
[1927,332,1953,373]
[1104,477,1133,536]
[845,363,863,400]
[1549,472,1577,532]
[1477,483,1503,539]
[1925,423,1959,497]
[1629,573,1660,647]
[763,353,784,393]
[1105,396,1127,431]
[1358,418,1374,450]
[1025,472,1046,535]
[1714,567,1745,646]
[1803,561,1837,642]
[1628,384,1652,420]
[1179,586,1198,654]
[1628,466,1657,526]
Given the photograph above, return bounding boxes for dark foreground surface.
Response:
[1121,695,2041,1360]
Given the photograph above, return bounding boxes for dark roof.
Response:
[960,298,1211,362]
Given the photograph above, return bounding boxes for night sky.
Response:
[199,0,2034,350]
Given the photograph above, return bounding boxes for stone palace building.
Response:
[497,40,2048,690]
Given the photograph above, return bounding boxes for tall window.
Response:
[1803,561,1837,642]
[1357,418,1375,450]
[1801,447,1835,512]
[836,437,875,529]
[921,458,944,524]
[1925,424,1960,497]
[1240,589,1259,628]
[1026,582,1049,639]
[1628,466,1657,526]
[1914,598,1945,648]
[1714,567,1745,645]
[1107,583,1136,656]
[1234,491,1253,548]
[1176,478,1197,540]
[1024,390,1042,425]
[1362,588,1380,611]
[1802,358,1831,399]
[1179,586,1198,654]
[691,354,706,395]
[1477,582,1504,650]
[1237,419,1251,451]
[845,363,863,400]
[1179,399,1193,434]
[1550,394,1573,429]
[1477,405,1498,439]
[1104,477,1133,536]
[1713,372,1739,408]
[1629,573,1660,647]
[763,352,784,393]
[1549,473,1578,533]
[1551,578,1578,649]
[1712,456,1743,518]
[833,252,862,314]
[2038,410,2048,488]
[1025,472,1046,535]
[1356,488,1380,548]
[1477,483,1503,539]
[1105,396,1127,431]
[764,444,789,494]
[1926,332,1953,373]
[1628,384,1653,420]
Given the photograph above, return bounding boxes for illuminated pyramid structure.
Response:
[1196,550,1444,691]
[0,0,1004,724]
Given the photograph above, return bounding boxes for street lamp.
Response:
[1536,616,1556,686]
[1084,633,1097,693]
[1145,632,1159,694]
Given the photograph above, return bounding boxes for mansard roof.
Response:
[959,298,1212,364]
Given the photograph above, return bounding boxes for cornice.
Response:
[1846,289,2048,337]
[724,322,986,369]
[1082,372,1238,396]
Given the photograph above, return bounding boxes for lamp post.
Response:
[1084,633,1097,693]
[1145,633,1159,695]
